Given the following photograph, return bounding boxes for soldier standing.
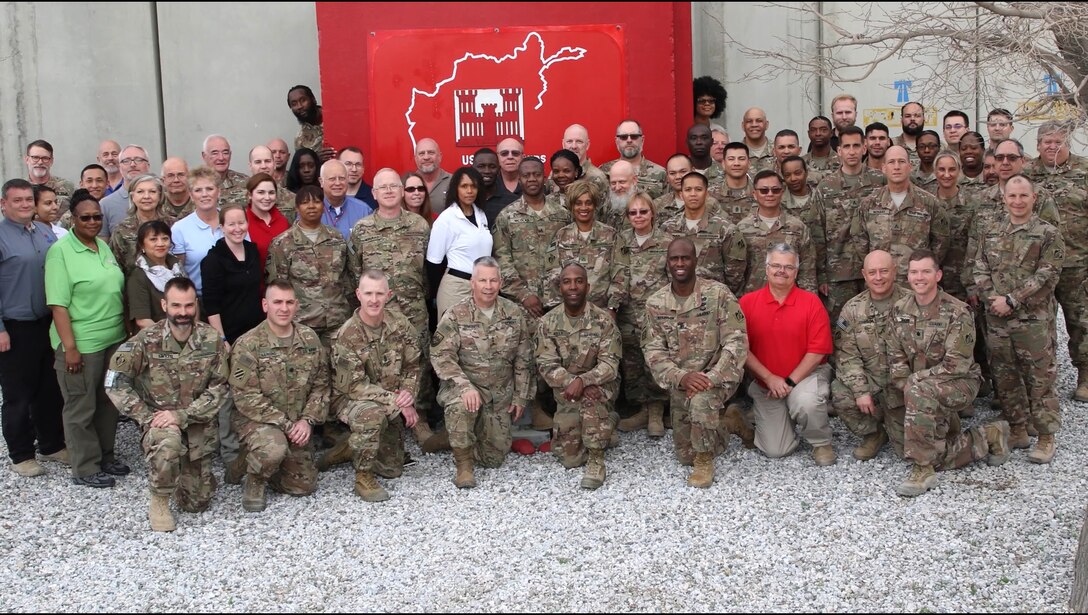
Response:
[229,281,329,512]
[972,175,1064,463]
[107,278,230,531]
[331,270,421,502]
[736,170,817,294]
[888,250,1011,497]
[642,238,749,487]
[431,257,535,488]
[535,263,621,490]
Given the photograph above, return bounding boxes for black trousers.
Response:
[0,317,66,463]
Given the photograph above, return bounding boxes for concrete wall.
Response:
[0,2,320,185]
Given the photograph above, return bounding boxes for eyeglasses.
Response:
[627,209,652,217]
[697,97,716,105]
[754,187,784,194]
[375,184,401,191]
[616,133,643,141]
[28,155,52,163]
[994,154,1022,162]
[767,263,797,271]
[403,186,426,193]
[121,157,149,165]
[164,173,187,180]
[77,214,104,222]
[498,150,522,157]
[341,162,363,169]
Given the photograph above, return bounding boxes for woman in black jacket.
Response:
[200,205,264,345]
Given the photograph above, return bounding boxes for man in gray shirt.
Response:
[0,179,68,477]
[98,144,152,238]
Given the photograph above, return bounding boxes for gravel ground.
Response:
[1,317,1086,612]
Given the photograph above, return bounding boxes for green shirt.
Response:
[45,233,126,353]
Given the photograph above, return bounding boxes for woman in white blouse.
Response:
[426,166,493,318]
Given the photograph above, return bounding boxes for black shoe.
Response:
[403,454,418,468]
[72,472,116,488]
[101,461,131,476]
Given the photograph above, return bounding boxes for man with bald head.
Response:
[268,138,291,185]
[602,160,638,230]
[161,158,194,219]
[851,145,948,284]
[99,143,153,238]
[493,136,524,205]
[250,145,297,221]
[742,108,774,173]
[414,137,452,213]
[831,249,910,460]
[320,159,373,238]
[562,124,609,196]
[97,140,123,196]
[201,134,249,205]
[600,119,667,199]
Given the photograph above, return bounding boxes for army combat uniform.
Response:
[266,223,354,345]
[660,209,748,297]
[535,303,621,469]
[217,170,251,207]
[851,184,949,286]
[782,188,829,292]
[492,194,571,308]
[736,210,817,295]
[544,221,617,310]
[229,321,329,496]
[816,167,885,323]
[431,297,535,467]
[107,321,230,512]
[599,158,668,200]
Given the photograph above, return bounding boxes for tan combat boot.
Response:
[354,470,390,502]
[617,407,648,432]
[984,420,1011,466]
[413,421,450,453]
[646,402,666,438]
[149,493,176,532]
[452,447,477,489]
[687,452,714,488]
[812,445,838,466]
[1075,369,1088,402]
[1007,423,1030,449]
[580,448,606,490]
[896,464,937,497]
[853,428,888,461]
[242,474,267,512]
[317,438,353,471]
[1027,433,1056,464]
[723,402,754,449]
[531,402,553,430]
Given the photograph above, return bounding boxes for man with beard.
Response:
[24,140,75,213]
[803,116,840,177]
[830,94,858,149]
[893,102,926,163]
[287,85,336,162]
[96,140,123,196]
[600,120,667,199]
[99,144,152,238]
[601,160,638,230]
[642,238,748,487]
[106,277,230,531]
[864,123,892,172]
[415,138,452,213]
[942,111,970,153]
[983,150,999,186]
[267,138,291,186]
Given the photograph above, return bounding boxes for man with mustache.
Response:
[25,140,75,215]
[287,85,336,162]
[893,102,926,164]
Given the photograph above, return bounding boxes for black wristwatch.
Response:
[1005,294,1018,309]
[785,376,797,387]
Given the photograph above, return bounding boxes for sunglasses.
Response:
[498,150,522,157]
[754,187,784,195]
[403,186,426,193]
[616,133,643,140]
[626,209,652,217]
[77,214,104,222]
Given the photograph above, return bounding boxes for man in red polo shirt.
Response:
[739,243,836,465]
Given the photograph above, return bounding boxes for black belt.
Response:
[446,268,472,281]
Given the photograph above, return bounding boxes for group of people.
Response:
[1,83,1083,532]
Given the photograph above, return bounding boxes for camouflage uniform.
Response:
[295,122,324,152]
[493,194,570,307]
[710,178,757,225]
[599,158,668,199]
[972,215,1064,434]
[802,152,841,178]
[535,303,621,468]
[660,209,748,297]
[736,210,817,294]
[937,190,978,301]
[330,309,420,477]
[654,194,721,226]
[106,321,229,511]
[831,285,910,456]
[1026,154,1088,373]
[746,141,775,174]
[544,221,617,310]
[891,135,920,165]
[108,213,177,276]
[218,170,251,207]
[888,291,989,470]
[347,209,434,415]
[851,184,949,285]
[266,223,354,344]
[783,189,829,290]
[163,198,195,221]
[609,226,671,409]
[909,168,938,192]
[642,279,748,463]
[229,321,329,495]
[431,297,535,467]
[275,184,297,223]
[580,160,610,199]
[816,167,886,322]
[42,176,75,214]
[700,163,726,195]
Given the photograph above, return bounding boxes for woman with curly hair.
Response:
[693,75,727,126]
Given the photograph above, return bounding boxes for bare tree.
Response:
[726,2,1088,122]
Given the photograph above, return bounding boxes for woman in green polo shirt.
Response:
[45,190,128,488]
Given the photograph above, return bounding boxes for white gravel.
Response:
[1,314,1086,612]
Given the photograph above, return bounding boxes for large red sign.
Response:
[369,26,625,168]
